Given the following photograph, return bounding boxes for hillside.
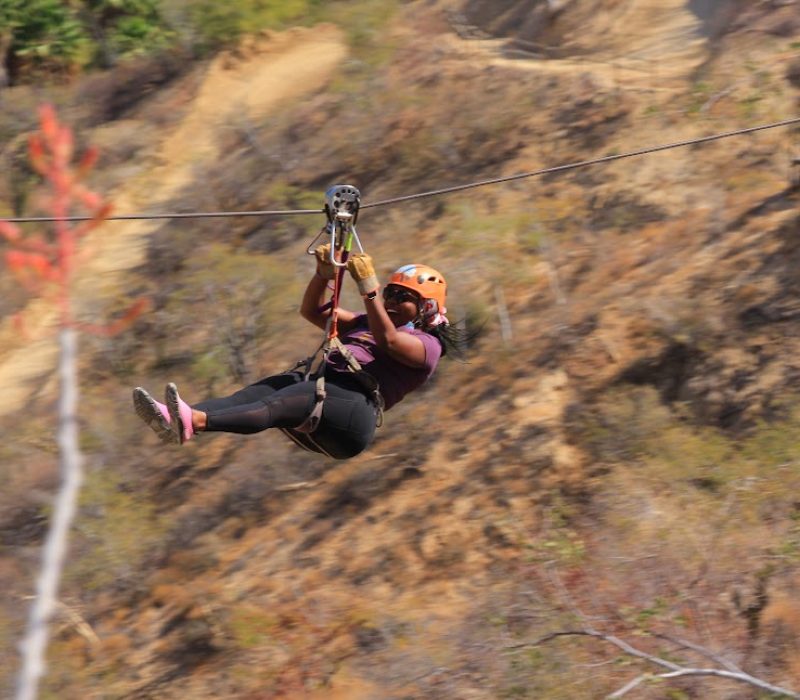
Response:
[2,1,800,698]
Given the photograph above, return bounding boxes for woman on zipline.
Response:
[133,246,458,459]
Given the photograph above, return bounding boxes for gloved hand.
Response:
[314,243,336,280]
[347,253,380,297]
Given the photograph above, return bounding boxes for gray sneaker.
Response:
[133,387,177,444]
[165,382,194,444]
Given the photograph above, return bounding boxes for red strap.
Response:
[328,249,350,340]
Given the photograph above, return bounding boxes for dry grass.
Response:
[1,2,800,699]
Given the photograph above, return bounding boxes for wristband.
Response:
[363,289,378,300]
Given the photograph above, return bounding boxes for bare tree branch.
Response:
[699,81,745,114]
[657,668,799,698]
[274,480,323,492]
[493,285,513,345]
[608,673,650,698]
[651,631,743,674]
[17,328,83,700]
[56,600,100,647]
[505,628,800,699]
[9,105,138,700]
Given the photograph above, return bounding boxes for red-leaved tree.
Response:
[1,104,145,700]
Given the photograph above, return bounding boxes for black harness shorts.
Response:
[193,371,379,460]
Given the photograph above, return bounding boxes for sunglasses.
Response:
[383,286,420,305]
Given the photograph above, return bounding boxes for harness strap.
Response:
[291,336,384,435]
[291,335,331,434]
[293,373,327,434]
[329,337,384,426]
[280,425,334,457]
[330,336,361,371]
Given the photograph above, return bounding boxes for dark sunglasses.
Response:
[383,286,419,305]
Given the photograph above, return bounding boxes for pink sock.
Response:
[156,400,171,424]
[177,396,194,442]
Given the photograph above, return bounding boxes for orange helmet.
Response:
[387,264,447,323]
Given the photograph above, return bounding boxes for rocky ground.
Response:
[2,1,800,698]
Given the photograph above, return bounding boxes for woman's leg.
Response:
[300,381,379,459]
[199,375,318,435]
[192,373,300,415]
[190,372,378,459]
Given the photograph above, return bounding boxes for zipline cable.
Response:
[4,116,799,224]
[361,116,800,209]
[3,208,323,224]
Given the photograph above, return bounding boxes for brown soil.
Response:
[3,2,800,699]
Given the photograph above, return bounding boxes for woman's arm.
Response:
[299,273,358,330]
[346,253,427,367]
[300,244,360,331]
[362,293,427,368]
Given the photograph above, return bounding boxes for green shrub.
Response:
[1,0,91,78]
[158,244,297,391]
[67,469,166,592]
[178,0,320,53]
[228,604,276,649]
[318,0,399,58]
[102,4,174,60]
[1,0,403,81]
[1,0,175,80]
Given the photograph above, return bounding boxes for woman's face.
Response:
[383,285,420,326]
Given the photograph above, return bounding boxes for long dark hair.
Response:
[425,321,476,360]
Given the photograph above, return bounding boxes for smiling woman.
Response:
[133,247,454,460]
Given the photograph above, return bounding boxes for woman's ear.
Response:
[421,298,438,319]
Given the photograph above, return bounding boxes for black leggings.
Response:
[193,372,379,460]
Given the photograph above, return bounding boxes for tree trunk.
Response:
[15,327,83,700]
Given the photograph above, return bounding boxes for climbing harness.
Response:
[281,185,384,455]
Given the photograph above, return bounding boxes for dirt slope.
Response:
[450,0,707,91]
[0,24,346,417]
[3,1,800,699]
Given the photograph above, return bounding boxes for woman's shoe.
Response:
[165,382,194,444]
[133,387,177,444]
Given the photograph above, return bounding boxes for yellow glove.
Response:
[347,253,380,297]
[314,243,336,280]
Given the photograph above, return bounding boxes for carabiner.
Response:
[306,184,364,266]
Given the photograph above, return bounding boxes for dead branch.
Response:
[651,631,743,674]
[274,480,322,492]
[56,601,101,647]
[505,628,800,699]
[493,285,513,345]
[699,81,745,114]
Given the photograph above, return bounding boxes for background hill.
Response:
[2,1,800,698]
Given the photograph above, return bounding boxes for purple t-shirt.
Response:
[326,315,442,410]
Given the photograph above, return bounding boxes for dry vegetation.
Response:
[2,0,800,698]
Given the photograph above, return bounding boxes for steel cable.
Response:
[361,117,800,209]
[3,208,323,224]
[5,116,799,224]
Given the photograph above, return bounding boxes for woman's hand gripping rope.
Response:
[314,243,337,280]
